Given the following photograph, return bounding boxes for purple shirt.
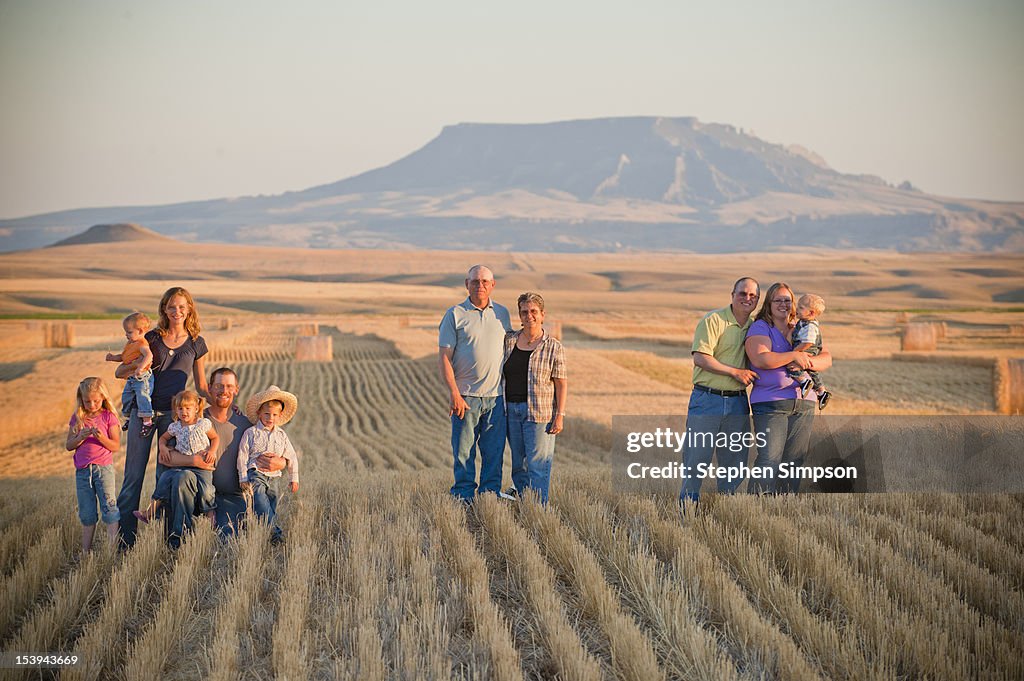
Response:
[746,319,799,403]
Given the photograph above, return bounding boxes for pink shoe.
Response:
[133,510,150,525]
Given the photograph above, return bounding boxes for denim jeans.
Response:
[162,469,245,548]
[680,388,752,501]
[506,401,555,504]
[250,470,283,540]
[117,409,173,548]
[121,371,154,419]
[749,399,816,494]
[154,467,216,512]
[214,493,247,538]
[75,464,120,525]
[450,394,506,500]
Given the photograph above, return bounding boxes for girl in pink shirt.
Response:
[65,377,121,552]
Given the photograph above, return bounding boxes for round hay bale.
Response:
[993,358,1024,415]
[1008,324,1024,336]
[901,323,937,351]
[219,318,232,330]
[295,336,332,361]
[299,323,319,336]
[930,321,947,340]
[398,316,410,328]
[895,311,911,324]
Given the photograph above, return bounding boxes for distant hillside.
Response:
[48,223,177,247]
[2,116,1022,253]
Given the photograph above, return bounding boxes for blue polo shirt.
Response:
[439,297,513,397]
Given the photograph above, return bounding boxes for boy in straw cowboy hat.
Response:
[238,385,299,542]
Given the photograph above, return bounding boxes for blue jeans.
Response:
[506,401,555,504]
[215,493,247,538]
[162,470,245,548]
[117,409,173,548]
[450,394,506,500]
[249,470,283,540]
[154,467,215,512]
[121,371,154,419]
[680,389,751,501]
[75,464,120,525]
[749,399,816,494]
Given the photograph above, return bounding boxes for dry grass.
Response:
[0,248,1022,679]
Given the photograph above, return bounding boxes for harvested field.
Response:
[0,246,1022,679]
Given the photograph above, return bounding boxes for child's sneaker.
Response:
[800,377,813,394]
[818,391,832,410]
[121,420,130,431]
[139,422,155,438]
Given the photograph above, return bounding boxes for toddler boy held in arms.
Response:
[105,312,155,435]
[787,293,833,410]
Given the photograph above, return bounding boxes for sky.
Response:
[1,0,1022,218]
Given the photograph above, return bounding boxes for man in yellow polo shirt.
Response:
[681,277,760,502]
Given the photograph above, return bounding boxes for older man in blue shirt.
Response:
[438,265,513,501]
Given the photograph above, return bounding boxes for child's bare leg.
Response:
[206,510,217,528]
[105,522,119,546]
[133,499,161,523]
[82,524,96,552]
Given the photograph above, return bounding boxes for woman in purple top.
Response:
[744,282,831,493]
[115,286,210,547]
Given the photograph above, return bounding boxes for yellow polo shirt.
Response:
[690,305,752,391]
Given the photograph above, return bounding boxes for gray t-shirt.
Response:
[438,297,513,397]
[206,407,252,496]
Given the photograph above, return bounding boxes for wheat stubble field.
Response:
[1,242,1023,680]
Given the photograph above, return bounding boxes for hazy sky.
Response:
[1,0,1022,218]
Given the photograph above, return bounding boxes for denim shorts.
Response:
[75,463,120,525]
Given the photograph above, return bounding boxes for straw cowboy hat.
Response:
[245,385,298,426]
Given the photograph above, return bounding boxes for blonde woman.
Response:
[116,286,210,548]
[502,292,567,504]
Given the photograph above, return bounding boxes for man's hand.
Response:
[289,482,299,493]
[255,453,287,472]
[731,368,757,386]
[449,392,468,419]
[546,414,564,435]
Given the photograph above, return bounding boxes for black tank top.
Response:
[503,345,532,403]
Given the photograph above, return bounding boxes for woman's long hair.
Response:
[73,377,117,432]
[157,286,202,340]
[754,282,796,328]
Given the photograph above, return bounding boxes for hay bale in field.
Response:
[398,316,410,328]
[547,320,562,341]
[993,358,1024,415]
[930,321,948,340]
[895,311,911,324]
[1009,324,1024,336]
[219,318,232,330]
[901,323,937,351]
[42,322,75,348]
[299,323,319,336]
[295,336,332,361]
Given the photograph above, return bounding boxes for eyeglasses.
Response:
[772,298,793,305]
